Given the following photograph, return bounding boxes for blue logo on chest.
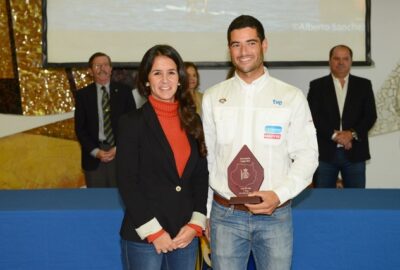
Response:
[264,125,282,139]
[265,125,282,133]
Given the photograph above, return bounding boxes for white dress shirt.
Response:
[202,68,318,212]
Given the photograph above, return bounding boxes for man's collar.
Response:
[96,82,110,89]
[331,73,350,82]
[236,67,269,86]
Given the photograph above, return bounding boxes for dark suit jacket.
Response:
[74,82,136,171]
[117,102,209,242]
[307,74,377,162]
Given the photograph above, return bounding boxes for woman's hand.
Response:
[153,232,176,254]
[172,225,197,249]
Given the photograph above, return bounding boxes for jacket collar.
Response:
[141,102,198,180]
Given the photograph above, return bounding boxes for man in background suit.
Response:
[307,44,377,188]
[74,52,136,187]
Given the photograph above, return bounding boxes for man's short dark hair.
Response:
[227,15,265,44]
[329,45,353,59]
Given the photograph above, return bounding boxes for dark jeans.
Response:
[314,148,366,188]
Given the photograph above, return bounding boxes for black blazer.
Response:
[117,102,209,242]
[74,82,136,170]
[307,74,377,162]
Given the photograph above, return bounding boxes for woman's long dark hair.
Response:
[137,44,207,157]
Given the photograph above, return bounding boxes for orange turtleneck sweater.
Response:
[148,95,190,177]
[147,96,202,242]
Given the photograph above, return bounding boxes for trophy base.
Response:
[229,196,262,205]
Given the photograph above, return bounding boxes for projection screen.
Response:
[42,0,371,67]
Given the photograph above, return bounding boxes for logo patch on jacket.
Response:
[264,125,282,139]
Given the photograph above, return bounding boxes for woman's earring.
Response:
[145,82,150,87]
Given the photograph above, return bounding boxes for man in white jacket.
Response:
[202,15,318,270]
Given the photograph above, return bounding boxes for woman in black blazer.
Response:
[117,44,208,269]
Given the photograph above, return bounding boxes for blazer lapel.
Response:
[88,83,100,132]
[326,76,341,125]
[181,136,198,180]
[342,74,355,119]
[109,82,119,110]
[142,103,178,176]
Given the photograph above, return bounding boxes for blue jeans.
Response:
[315,148,366,188]
[121,238,198,270]
[210,200,293,270]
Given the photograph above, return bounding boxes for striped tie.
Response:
[101,86,114,146]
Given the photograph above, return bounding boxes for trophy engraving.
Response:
[228,145,264,204]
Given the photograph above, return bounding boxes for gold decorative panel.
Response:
[11,0,75,116]
[0,0,14,78]
[0,1,98,188]
[8,0,93,139]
